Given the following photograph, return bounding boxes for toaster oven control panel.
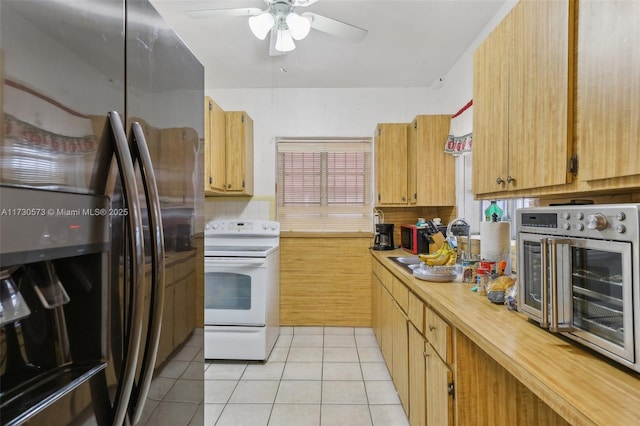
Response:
[517,204,639,243]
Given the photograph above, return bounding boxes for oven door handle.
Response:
[206,257,267,267]
[540,237,550,329]
[549,238,573,333]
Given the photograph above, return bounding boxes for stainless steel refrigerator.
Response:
[0,1,204,424]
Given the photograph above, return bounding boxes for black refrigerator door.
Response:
[0,1,146,425]
[0,0,125,195]
[124,0,205,423]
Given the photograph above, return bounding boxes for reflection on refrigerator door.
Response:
[0,190,110,425]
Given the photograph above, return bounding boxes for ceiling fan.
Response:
[184,0,368,55]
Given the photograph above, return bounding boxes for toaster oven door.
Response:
[518,233,571,328]
[519,233,636,369]
[562,237,635,365]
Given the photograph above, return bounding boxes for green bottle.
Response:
[485,201,503,222]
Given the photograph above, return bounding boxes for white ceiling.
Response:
[150,0,506,90]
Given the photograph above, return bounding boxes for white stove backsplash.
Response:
[205,198,273,222]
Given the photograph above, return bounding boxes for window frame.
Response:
[276,137,373,233]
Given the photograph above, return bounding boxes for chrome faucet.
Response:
[445,217,472,260]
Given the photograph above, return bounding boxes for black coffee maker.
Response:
[372,223,395,250]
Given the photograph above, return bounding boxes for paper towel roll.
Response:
[480,222,511,262]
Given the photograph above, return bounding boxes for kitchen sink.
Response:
[389,256,421,273]
[391,256,420,265]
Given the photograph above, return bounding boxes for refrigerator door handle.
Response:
[127,122,166,424]
[107,112,147,426]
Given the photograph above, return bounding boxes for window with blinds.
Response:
[276,138,372,232]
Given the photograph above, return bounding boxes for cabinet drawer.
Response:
[373,259,382,279]
[408,292,424,334]
[392,277,409,313]
[373,262,393,293]
[425,305,452,364]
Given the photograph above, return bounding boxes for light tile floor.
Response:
[205,327,410,426]
[139,328,205,426]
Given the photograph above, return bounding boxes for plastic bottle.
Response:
[477,267,489,296]
[484,201,503,222]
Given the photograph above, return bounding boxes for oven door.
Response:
[563,237,634,364]
[204,256,268,326]
[518,233,570,328]
[519,233,635,365]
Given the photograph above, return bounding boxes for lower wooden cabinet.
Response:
[392,301,410,413]
[380,285,394,374]
[426,343,454,426]
[374,257,452,424]
[371,272,382,341]
[409,324,427,426]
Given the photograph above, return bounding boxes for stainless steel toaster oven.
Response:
[516,204,640,372]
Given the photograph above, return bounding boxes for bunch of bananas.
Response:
[418,241,457,266]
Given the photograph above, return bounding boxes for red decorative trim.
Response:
[451,99,473,119]
[4,79,90,119]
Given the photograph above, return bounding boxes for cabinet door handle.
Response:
[496,177,504,185]
[428,324,435,331]
[506,175,514,183]
[402,196,406,201]
[423,351,428,358]
[447,383,455,396]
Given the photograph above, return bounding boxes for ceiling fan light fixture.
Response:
[275,29,296,52]
[286,12,311,40]
[248,12,274,40]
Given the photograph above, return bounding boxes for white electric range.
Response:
[203,220,280,360]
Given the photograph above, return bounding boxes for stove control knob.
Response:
[263,222,269,229]
[205,224,210,230]
[576,223,584,231]
[563,223,571,230]
[587,214,608,231]
[576,212,584,220]
[563,212,571,220]
[616,212,626,221]
[212,223,219,229]
[271,223,278,230]
[616,224,626,234]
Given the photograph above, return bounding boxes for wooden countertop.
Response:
[165,249,196,265]
[371,249,640,426]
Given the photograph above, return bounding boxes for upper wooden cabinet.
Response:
[576,1,640,183]
[204,97,226,193]
[375,117,455,207]
[410,115,455,206]
[204,98,254,196]
[473,0,574,197]
[225,111,254,195]
[375,123,409,205]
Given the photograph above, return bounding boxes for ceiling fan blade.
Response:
[293,0,321,7]
[302,12,367,43]
[184,7,262,19]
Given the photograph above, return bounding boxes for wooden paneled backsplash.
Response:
[376,206,458,247]
[280,234,372,326]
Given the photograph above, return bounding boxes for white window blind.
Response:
[276,138,372,232]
